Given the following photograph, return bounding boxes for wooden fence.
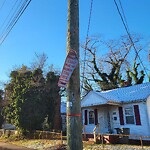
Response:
[1,129,150,149]
[94,133,150,149]
[0,129,66,140]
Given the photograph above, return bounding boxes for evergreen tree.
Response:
[3,67,47,134]
[45,72,61,131]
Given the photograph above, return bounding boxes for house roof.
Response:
[81,82,150,107]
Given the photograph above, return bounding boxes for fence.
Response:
[1,129,150,149]
[0,129,67,142]
[94,133,150,149]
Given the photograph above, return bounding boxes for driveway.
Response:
[0,142,34,150]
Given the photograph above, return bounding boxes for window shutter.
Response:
[118,107,124,125]
[94,109,98,125]
[84,110,88,125]
[134,105,141,125]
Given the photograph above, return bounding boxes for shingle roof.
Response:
[81,82,150,107]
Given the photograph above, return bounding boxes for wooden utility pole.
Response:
[66,0,83,150]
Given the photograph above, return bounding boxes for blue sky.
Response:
[0,0,150,86]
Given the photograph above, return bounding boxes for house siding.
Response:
[82,102,150,138]
[116,102,150,137]
[82,108,95,133]
[82,106,111,134]
[146,96,150,133]
[81,82,150,139]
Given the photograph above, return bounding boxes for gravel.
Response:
[8,140,150,150]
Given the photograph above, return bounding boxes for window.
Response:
[113,111,116,115]
[124,107,134,124]
[114,116,117,121]
[89,111,94,124]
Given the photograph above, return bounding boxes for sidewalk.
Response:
[0,142,35,150]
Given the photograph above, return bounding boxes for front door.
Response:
[98,108,109,133]
[111,108,120,133]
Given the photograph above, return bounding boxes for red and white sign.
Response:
[58,49,78,88]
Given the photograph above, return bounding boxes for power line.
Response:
[0,0,20,35]
[113,0,149,78]
[0,0,32,44]
[0,0,32,45]
[0,0,24,43]
[81,0,94,93]
[118,0,129,31]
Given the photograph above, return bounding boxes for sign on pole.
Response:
[58,49,78,88]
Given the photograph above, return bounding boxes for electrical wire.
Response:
[0,0,32,45]
[81,0,93,93]
[118,0,129,31]
[0,0,31,44]
[0,0,20,35]
[0,0,25,43]
[113,0,149,78]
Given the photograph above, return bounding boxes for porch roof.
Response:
[81,82,150,107]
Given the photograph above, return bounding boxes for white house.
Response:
[81,82,150,139]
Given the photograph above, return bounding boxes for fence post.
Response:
[61,131,63,145]
[93,131,96,143]
[46,131,47,139]
[83,125,86,140]
[101,134,104,149]
[140,136,143,149]
[98,123,100,135]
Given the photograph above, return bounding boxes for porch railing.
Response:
[83,123,100,142]
[82,125,86,140]
[93,123,100,142]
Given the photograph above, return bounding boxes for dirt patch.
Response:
[1,139,150,150]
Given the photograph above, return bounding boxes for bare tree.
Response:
[81,35,147,93]
[30,52,48,71]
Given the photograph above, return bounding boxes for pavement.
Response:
[0,142,34,150]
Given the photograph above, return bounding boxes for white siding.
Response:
[82,106,109,134]
[146,96,150,133]
[82,101,150,138]
[113,102,150,136]
[82,108,95,133]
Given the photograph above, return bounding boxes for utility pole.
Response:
[66,0,83,150]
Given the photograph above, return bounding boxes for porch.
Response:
[83,124,130,144]
[82,103,122,134]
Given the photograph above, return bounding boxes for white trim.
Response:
[123,105,135,125]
